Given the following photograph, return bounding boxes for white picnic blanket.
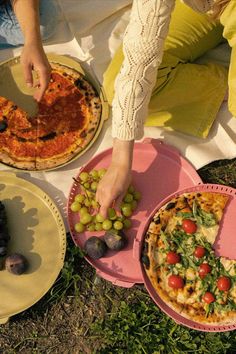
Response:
[0,0,235,228]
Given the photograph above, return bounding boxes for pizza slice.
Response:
[0,96,37,169]
[142,191,236,325]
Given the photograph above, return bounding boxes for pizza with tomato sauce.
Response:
[0,63,101,170]
[142,191,236,325]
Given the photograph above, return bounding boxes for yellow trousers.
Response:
[103,0,229,138]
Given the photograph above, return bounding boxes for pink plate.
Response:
[67,138,202,288]
[134,183,236,332]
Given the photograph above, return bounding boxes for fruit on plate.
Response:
[71,168,141,234]
[5,253,28,275]
[84,236,107,259]
[104,230,126,251]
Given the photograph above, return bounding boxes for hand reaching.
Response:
[96,162,132,218]
[21,42,51,102]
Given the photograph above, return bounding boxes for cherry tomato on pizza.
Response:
[199,263,212,278]
[202,292,215,304]
[182,219,197,234]
[194,246,206,258]
[217,276,231,291]
[168,274,184,289]
[166,251,181,265]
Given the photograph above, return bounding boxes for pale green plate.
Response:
[0,172,66,324]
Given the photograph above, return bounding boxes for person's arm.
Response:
[12,0,51,101]
[96,0,175,217]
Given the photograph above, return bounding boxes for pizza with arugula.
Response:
[142,191,236,325]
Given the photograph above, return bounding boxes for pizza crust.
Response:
[0,151,36,170]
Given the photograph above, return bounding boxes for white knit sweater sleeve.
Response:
[111,0,175,141]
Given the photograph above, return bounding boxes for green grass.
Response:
[91,297,236,354]
[46,238,84,304]
[198,158,236,188]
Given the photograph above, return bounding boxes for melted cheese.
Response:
[186,268,196,281]
[196,224,219,244]
[165,216,181,233]
[220,257,236,275]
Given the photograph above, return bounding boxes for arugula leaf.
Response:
[160,230,170,249]
[176,212,193,219]
[192,200,217,227]
[205,303,214,317]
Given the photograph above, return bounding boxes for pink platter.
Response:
[67,138,202,287]
[134,183,236,332]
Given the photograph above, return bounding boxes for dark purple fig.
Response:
[84,236,107,259]
[0,232,9,241]
[5,253,28,275]
[0,239,7,247]
[0,246,7,256]
[104,230,126,251]
[0,257,4,270]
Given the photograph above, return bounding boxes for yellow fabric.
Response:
[103,0,228,138]
[220,0,236,116]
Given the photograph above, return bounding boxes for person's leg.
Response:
[0,4,20,48]
[103,0,228,138]
[0,0,60,48]
[38,0,60,42]
[163,0,224,62]
[147,62,227,138]
[148,0,227,138]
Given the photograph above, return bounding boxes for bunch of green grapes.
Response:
[70,168,141,234]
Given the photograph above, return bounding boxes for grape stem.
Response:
[72,177,99,214]
[73,177,94,196]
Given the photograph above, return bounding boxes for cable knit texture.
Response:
[112,0,216,140]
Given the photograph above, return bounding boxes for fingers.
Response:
[99,204,109,219]
[22,61,51,101]
[21,46,51,102]
[23,63,33,88]
[96,163,132,219]
[34,66,51,102]
[96,185,126,219]
[98,191,126,219]
[96,189,116,219]
[114,192,126,210]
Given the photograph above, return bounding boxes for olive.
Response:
[0,246,7,256]
[104,230,126,251]
[84,236,107,259]
[5,253,28,275]
[0,120,7,132]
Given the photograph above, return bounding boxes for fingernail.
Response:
[26,82,33,87]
